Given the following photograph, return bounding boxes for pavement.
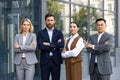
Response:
[60,53,120,80]
[110,66,120,80]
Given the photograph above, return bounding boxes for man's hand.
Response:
[43,42,50,46]
[105,41,108,45]
[86,43,93,48]
[58,39,62,43]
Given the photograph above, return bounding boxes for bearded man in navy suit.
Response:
[37,13,64,80]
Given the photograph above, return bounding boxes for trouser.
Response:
[40,58,61,80]
[16,59,35,80]
[90,63,110,80]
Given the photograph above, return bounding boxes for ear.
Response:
[105,24,107,28]
[54,20,56,23]
[77,27,79,31]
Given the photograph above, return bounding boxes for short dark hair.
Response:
[45,13,55,20]
[95,18,106,23]
[70,21,79,28]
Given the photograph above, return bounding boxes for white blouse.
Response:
[62,33,85,58]
[22,34,28,58]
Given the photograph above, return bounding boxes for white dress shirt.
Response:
[46,27,54,56]
[22,34,28,58]
[94,32,104,63]
[62,33,84,58]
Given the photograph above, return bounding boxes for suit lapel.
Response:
[98,32,106,44]
[25,33,30,45]
[44,28,50,42]
[20,34,23,45]
[52,29,56,43]
[94,34,98,44]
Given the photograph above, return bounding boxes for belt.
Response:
[21,57,26,59]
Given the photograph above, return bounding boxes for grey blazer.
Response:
[87,32,113,75]
[14,33,38,65]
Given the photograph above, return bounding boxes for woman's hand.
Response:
[13,43,21,48]
[62,48,66,53]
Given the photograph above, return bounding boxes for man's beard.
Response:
[46,24,55,29]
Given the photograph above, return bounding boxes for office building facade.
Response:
[0,0,119,80]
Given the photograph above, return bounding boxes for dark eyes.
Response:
[70,26,77,28]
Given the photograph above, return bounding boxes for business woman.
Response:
[13,18,38,80]
[62,22,84,80]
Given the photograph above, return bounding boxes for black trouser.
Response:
[40,58,61,80]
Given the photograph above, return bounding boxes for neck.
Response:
[22,32,28,35]
[71,33,77,36]
[98,32,104,34]
[47,27,53,30]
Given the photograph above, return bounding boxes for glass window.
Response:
[71,5,88,40]
[108,4,112,11]
[71,0,88,6]
[104,0,114,11]
[104,11,115,35]
[90,0,103,9]
[90,8,104,34]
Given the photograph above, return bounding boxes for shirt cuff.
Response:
[61,53,66,58]
[92,45,95,49]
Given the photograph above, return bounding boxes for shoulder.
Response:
[79,36,84,40]
[104,32,113,38]
[54,28,63,34]
[30,33,36,36]
[15,33,21,37]
[74,35,83,42]
[104,32,112,35]
[38,28,46,34]
[89,33,97,38]
[78,36,84,42]
[54,28,62,32]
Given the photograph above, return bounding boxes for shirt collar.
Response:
[46,27,54,31]
[98,32,104,36]
[70,33,79,39]
[22,32,29,37]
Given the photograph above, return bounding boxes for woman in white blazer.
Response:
[13,18,38,80]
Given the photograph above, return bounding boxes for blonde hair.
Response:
[20,18,34,33]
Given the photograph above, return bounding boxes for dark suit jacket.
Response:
[87,32,113,75]
[37,28,64,64]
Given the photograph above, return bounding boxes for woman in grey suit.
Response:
[13,18,38,80]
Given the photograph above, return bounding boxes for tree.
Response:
[72,7,88,40]
[72,7,99,40]
[47,0,63,30]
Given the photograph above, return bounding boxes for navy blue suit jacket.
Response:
[37,28,64,64]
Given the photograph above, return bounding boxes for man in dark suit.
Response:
[86,18,113,80]
[37,13,64,80]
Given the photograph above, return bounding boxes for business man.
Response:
[37,13,64,80]
[86,18,113,80]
